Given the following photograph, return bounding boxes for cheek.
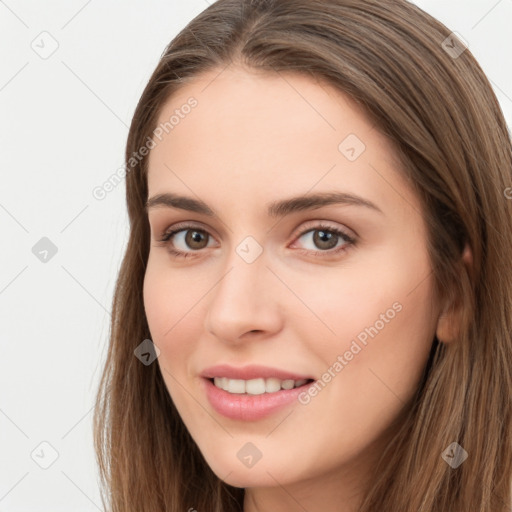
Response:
[296,242,437,406]
[143,256,201,338]
[326,297,435,458]
[289,250,435,350]
[143,263,202,416]
[143,261,198,366]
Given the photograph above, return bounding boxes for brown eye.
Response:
[311,229,339,250]
[294,224,355,255]
[157,222,356,260]
[155,221,220,259]
[183,229,209,249]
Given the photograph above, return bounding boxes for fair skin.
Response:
[143,65,458,512]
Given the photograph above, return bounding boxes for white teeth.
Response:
[228,379,246,394]
[281,379,295,390]
[246,378,265,395]
[265,377,281,393]
[212,377,310,394]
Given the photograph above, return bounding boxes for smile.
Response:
[202,377,315,421]
[211,377,312,395]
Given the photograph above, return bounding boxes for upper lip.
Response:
[200,364,314,381]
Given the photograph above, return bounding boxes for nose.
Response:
[204,245,283,344]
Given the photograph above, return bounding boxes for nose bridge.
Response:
[204,236,280,340]
[213,238,268,314]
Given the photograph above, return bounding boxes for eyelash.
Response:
[155,222,357,259]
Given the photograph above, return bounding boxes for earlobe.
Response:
[435,243,473,344]
[435,307,458,344]
[461,243,473,281]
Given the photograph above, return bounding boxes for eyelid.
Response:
[156,218,355,241]
[157,220,219,241]
[290,219,357,241]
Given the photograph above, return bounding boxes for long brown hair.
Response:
[93,1,512,510]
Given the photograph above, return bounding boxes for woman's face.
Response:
[143,66,442,498]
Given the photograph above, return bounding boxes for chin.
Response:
[215,467,281,489]
[201,448,299,488]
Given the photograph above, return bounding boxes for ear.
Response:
[435,243,473,344]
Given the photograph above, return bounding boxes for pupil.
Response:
[188,230,206,248]
[315,230,337,249]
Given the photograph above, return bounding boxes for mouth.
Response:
[207,376,315,395]
[202,376,316,421]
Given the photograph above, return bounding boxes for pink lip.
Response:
[200,364,314,381]
[201,377,314,421]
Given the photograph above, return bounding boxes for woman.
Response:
[93,1,512,510]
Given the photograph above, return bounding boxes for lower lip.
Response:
[202,378,313,421]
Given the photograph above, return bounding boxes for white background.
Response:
[0,1,511,510]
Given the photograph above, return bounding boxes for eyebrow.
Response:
[145,191,383,217]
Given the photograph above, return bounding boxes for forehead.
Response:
[146,66,411,216]
[151,66,374,149]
